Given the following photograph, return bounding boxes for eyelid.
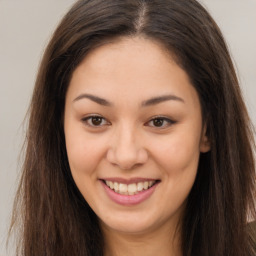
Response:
[81,114,111,127]
[81,114,176,129]
[145,115,176,128]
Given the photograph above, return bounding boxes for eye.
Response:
[82,115,110,127]
[146,116,175,128]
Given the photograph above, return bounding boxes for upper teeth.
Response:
[105,180,156,195]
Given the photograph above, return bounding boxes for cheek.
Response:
[150,131,201,176]
[65,124,106,178]
[150,132,201,213]
[66,141,95,175]
[65,132,107,203]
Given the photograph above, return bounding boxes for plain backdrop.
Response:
[0,0,255,255]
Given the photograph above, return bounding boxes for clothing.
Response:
[248,221,256,255]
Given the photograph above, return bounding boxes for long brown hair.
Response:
[10,0,256,255]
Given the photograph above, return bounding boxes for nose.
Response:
[106,125,148,170]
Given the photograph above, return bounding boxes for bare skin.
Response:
[64,36,210,255]
[102,210,182,256]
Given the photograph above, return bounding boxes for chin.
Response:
[100,217,156,235]
[98,207,178,236]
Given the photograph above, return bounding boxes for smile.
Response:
[104,180,157,195]
[101,179,160,206]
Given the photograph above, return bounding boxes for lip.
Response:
[100,179,160,206]
[100,177,158,185]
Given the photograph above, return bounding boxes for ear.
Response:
[200,125,211,153]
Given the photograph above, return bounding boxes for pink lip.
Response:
[101,180,159,206]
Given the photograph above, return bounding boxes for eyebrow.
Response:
[73,93,112,106]
[73,93,184,107]
[141,94,184,106]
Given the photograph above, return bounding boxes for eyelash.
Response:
[81,115,110,127]
[81,115,176,129]
[145,116,176,129]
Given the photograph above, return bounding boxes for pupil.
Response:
[153,119,163,127]
[92,117,102,125]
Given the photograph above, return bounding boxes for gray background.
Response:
[0,0,255,255]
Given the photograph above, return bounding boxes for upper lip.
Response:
[100,177,160,185]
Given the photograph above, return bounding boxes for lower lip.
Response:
[101,181,159,206]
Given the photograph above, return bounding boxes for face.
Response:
[64,37,210,236]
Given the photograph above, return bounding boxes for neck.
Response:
[101,221,182,256]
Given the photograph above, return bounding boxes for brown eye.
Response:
[82,115,109,127]
[91,116,103,126]
[153,118,164,127]
[146,116,175,129]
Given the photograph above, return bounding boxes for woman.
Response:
[10,0,256,255]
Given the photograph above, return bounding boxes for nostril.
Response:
[116,161,139,171]
[106,142,148,170]
[106,149,141,170]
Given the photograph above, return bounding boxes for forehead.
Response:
[76,36,176,79]
[67,36,198,108]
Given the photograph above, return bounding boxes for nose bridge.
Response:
[115,122,138,163]
[119,121,136,146]
[107,122,147,169]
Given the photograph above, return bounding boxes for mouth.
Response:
[101,179,160,196]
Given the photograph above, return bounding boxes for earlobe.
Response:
[200,136,211,153]
[200,126,211,153]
